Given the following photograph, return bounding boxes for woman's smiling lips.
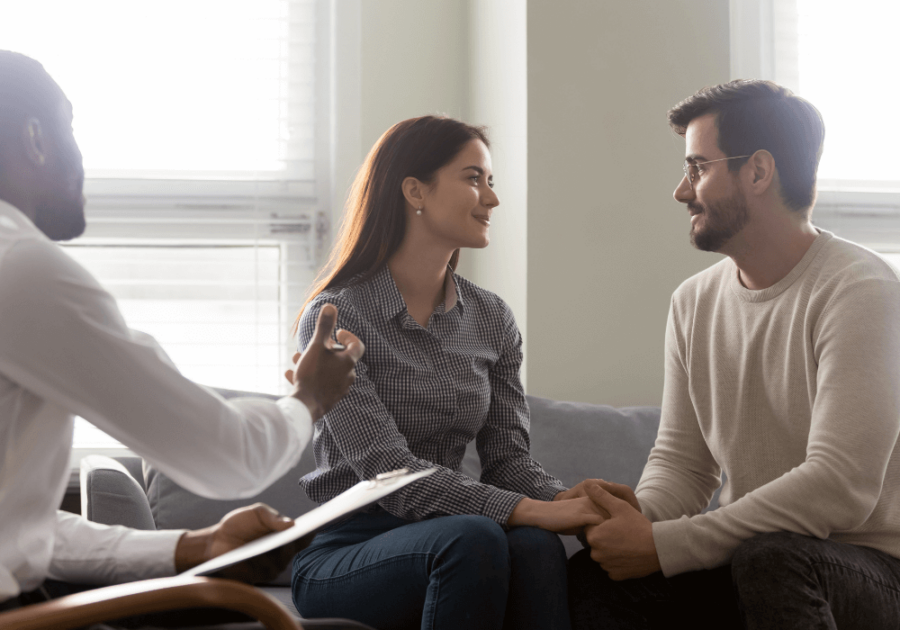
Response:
[474,215,491,226]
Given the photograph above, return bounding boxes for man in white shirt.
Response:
[0,50,364,609]
[566,80,900,629]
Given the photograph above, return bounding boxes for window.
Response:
[0,1,333,454]
[730,0,900,249]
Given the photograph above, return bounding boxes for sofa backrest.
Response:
[144,391,669,529]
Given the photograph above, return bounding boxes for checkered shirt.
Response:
[297,265,566,525]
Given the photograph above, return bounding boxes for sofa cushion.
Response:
[81,455,157,531]
[462,395,662,492]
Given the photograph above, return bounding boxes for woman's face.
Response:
[418,139,499,250]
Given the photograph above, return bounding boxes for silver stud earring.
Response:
[416,208,423,216]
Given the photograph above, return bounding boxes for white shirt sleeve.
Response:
[48,512,184,585]
[0,236,313,500]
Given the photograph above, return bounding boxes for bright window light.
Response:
[796,0,900,188]
[0,0,307,178]
[64,244,288,449]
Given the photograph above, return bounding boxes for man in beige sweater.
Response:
[567,80,900,629]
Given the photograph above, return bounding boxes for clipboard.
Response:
[181,467,436,577]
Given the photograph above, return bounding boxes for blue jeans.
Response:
[568,531,900,630]
[292,507,571,630]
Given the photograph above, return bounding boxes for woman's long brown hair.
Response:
[293,115,489,332]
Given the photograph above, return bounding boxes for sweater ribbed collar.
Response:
[729,229,834,303]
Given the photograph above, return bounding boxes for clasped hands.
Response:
[554,479,661,581]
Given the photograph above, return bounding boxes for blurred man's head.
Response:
[0,51,85,240]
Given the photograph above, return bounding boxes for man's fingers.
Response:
[249,503,293,534]
[335,329,365,361]
[585,483,629,515]
[310,303,338,347]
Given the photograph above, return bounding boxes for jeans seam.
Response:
[295,551,436,587]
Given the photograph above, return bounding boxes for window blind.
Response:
[64,241,317,449]
[0,0,318,191]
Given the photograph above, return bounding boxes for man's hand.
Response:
[583,482,661,581]
[174,503,314,584]
[285,303,364,421]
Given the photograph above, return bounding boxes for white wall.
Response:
[457,0,529,381]
[525,0,730,406]
[337,0,732,407]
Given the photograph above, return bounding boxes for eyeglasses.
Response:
[682,155,752,190]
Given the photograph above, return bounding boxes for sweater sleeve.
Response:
[648,278,900,576]
[635,301,722,523]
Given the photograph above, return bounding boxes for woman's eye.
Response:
[470,176,480,184]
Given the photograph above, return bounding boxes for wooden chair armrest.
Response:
[0,575,302,630]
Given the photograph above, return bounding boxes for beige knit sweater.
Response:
[636,230,900,577]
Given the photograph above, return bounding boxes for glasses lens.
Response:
[683,162,696,188]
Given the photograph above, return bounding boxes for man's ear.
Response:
[21,117,47,167]
[401,176,426,210]
[746,149,776,194]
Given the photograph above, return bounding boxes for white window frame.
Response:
[60,0,350,481]
[729,0,900,248]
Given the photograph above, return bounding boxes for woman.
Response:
[291,116,603,630]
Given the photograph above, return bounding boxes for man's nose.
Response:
[673,175,694,204]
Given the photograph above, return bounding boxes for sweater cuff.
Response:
[652,518,700,577]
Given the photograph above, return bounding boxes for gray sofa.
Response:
[81,390,721,626]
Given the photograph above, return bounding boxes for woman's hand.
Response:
[554,479,642,513]
[507,496,610,536]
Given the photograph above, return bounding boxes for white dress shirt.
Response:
[0,200,312,601]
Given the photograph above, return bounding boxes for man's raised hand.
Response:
[285,304,364,421]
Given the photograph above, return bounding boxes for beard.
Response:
[689,190,749,252]
[33,200,86,241]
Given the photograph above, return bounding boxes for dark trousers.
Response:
[292,507,571,630]
[568,531,900,630]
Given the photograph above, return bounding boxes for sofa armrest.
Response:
[0,576,301,630]
[80,455,156,530]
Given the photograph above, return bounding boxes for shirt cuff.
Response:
[277,396,313,436]
[487,489,528,526]
[115,529,187,581]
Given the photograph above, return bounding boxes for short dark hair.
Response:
[0,51,66,137]
[668,80,825,213]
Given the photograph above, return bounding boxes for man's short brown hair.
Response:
[668,80,825,214]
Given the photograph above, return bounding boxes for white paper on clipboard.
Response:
[181,468,436,577]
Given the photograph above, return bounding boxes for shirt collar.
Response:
[363,264,464,321]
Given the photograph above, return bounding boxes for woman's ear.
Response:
[401,176,426,211]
